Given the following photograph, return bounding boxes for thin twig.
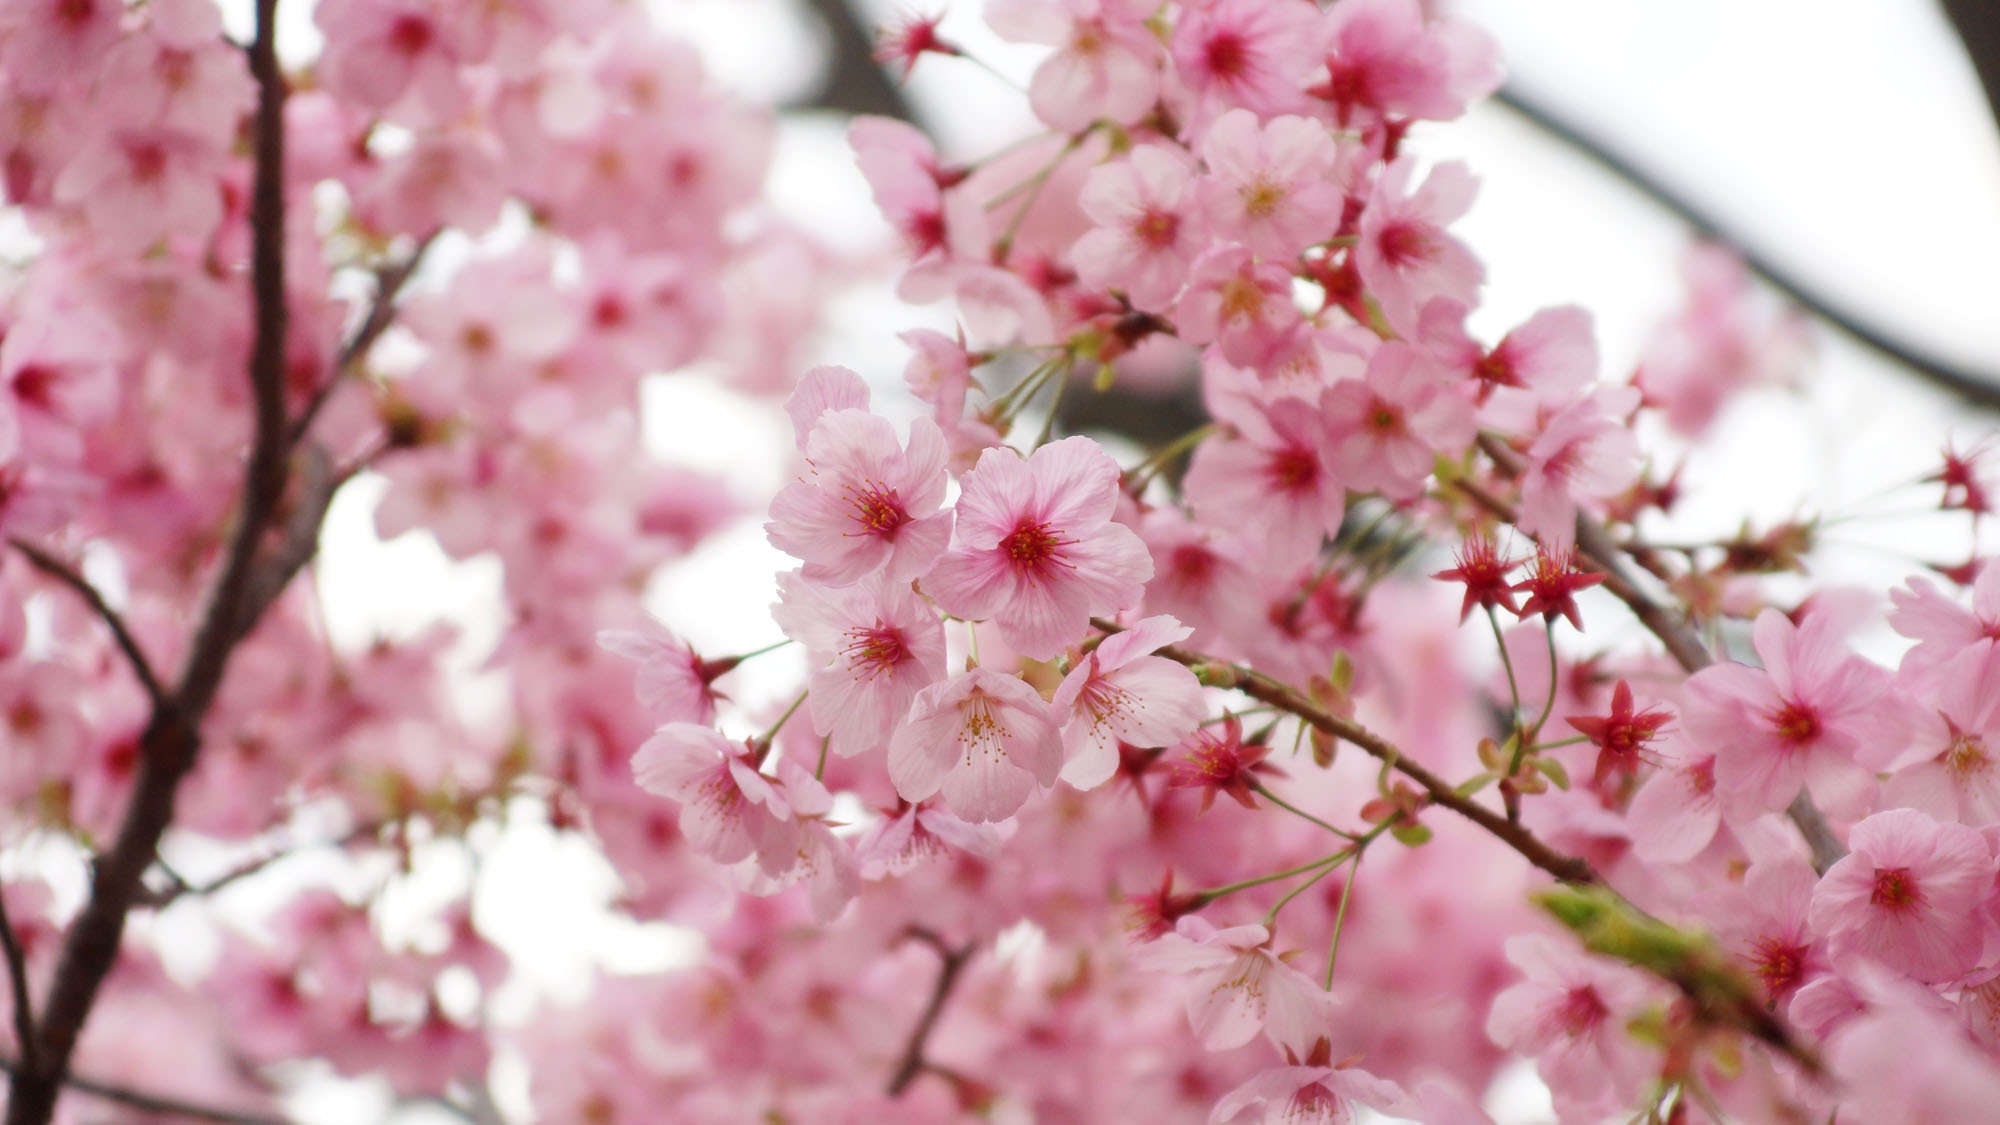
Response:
[287,232,437,449]
[1095,619,1600,885]
[0,1056,284,1125]
[0,897,33,1077]
[887,928,975,1096]
[7,538,166,711]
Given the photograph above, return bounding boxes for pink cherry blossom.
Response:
[1703,856,1828,1005]
[1210,1061,1412,1125]
[925,436,1152,661]
[0,0,120,94]
[783,364,871,452]
[1354,156,1483,335]
[1196,110,1343,261]
[597,620,733,726]
[1514,386,1641,549]
[1131,915,1330,1058]
[1485,933,1665,1123]
[1313,0,1501,128]
[771,569,947,758]
[1416,298,1596,427]
[52,125,225,256]
[315,0,469,128]
[1072,144,1206,313]
[1321,339,1475,500]
[987,0,1162,134]
[1809,807,1993,983]
[1888,561,2000,695]
[766,408,952,586]
[1684,608,1905,815]
[631,723,798,877]
[1049,615,1205,789]
[887,666,1063,822]
[1175,245,1302,369]
[1169,0,1323,128]
[1183,395,1345,572]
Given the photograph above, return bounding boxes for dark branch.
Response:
[1492,83,2000,410]
[0,1057,284,1125]
[7,538,166,712]
[0,896,33,1078]
[5,5,295,1122]
[887,928,975,1096]
[1940,0,2000,139]
[795,0,923,124]
[1095,619,1602,885]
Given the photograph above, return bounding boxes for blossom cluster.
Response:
[0,1,1994,1124]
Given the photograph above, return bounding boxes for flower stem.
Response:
[1250,781,1350,838]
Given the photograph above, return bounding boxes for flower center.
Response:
[841,624,908,679]
[1240,176,1285,219]
[1265,446,1317,493]
[845,481,909,537]
[1375,222,1433,268]
[1946,733,1992,780]
[1770,701,1820,745]
[1002,519,1069,576]
[1203,31,1248,79]
[1132,208,1179,249]
[1746,935,1805,1000]
[1870,866,1923,913]
[1555,985,1607,1037]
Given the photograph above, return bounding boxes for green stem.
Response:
[1250,781,1350,838]
[1262,860,1339,927]
[1193,853,1342,906]
[1126,423,1218,490]
[733,638,794,663]
[1486,605,1523,723]
[762,690,809,747]
[1030,360,1070,448]
[814,735,830,781]
[1323,843,1366,989]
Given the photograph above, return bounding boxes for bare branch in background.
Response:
[1491,83,2000,410]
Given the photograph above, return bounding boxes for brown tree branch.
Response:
[0,1057,284,1125]
[887,928,975,1097]
[1469,435,1847,873]
[796,0,924,125]
[0,897,33,1078]
[287,232,437,449]
[6,538,166,712]
[1093,619,1601,885]
[4,4,296,1121]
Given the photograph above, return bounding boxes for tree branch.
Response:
[1094,619,1601,885]
[886,928,974,1097]
[0,1057,284,1125]
[0,896,33,1078]
[1469,435,1847,873]
[1492,83,2000,411]
[4,5,296,1121]
[287,232,437,449]
[795,0,923,125]
[6,538,166,712]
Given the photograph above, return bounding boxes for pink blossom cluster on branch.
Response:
[0,0,1995,1124]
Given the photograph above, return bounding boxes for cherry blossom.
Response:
[887,666,1063,821]
[925,436,1152,660]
